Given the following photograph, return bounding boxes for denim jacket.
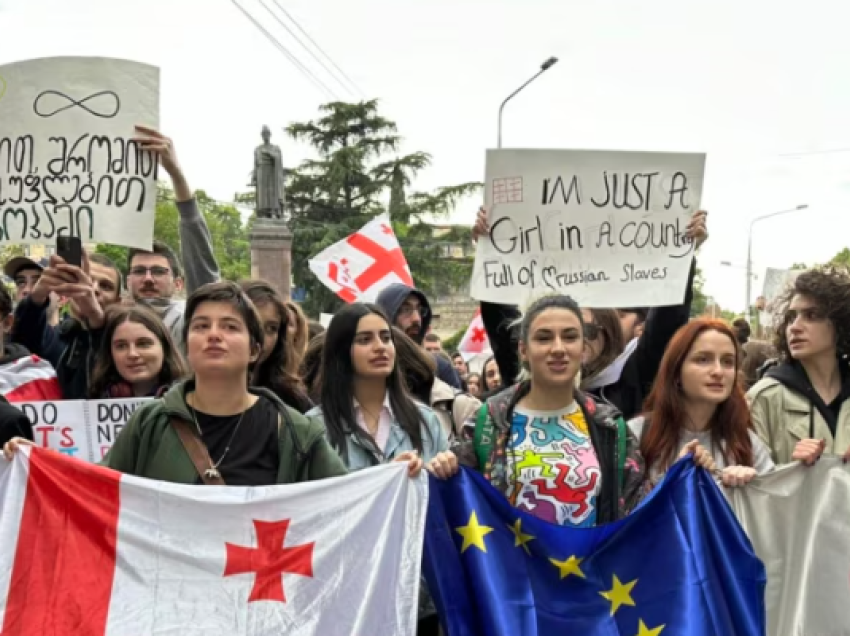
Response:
[306,400,448,621]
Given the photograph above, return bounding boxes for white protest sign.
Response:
[470,149,706,307]
[0,56,160,249]
[14,397,153,463]
[320,313,334,328]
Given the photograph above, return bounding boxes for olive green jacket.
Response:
[103,380,347,484]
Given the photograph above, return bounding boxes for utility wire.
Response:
[229,0,339,100]
[270,0,367,99]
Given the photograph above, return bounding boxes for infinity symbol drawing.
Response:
[33,90,121,119]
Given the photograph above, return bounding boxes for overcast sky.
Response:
[3,0,850,311]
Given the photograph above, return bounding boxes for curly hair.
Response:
[773,265,850,360]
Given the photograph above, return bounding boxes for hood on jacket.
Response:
[764,359,850,432]
[375,283,431,344]
[0,342,31,366]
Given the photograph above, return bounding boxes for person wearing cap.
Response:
[5,256,47,302]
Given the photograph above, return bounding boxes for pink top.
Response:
[354,394,393,453]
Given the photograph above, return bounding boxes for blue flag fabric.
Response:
[423,460,766,636]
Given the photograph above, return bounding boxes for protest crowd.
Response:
[0,68,846,636]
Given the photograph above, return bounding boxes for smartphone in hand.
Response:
[56,235,82,268]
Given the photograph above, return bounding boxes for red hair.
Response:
[641,318,754,472]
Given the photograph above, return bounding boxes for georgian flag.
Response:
[308,214,413,303]
[0,356,61,402]
[457,309,491,360]
[0,449,427,635]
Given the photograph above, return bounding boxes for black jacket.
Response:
[0,394,33,446]
[12,297,102,400]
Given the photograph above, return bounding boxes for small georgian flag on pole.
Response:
[0,448,427,635]
[308,213,413,303]
[457,309,492,360]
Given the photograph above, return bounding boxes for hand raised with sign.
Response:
[686,210,708,248]
[472,206,490,242]
[133,126,192,202]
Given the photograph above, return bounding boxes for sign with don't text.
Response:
[0,56,159,249]
[13,397,153,463]
[470,149,706,307]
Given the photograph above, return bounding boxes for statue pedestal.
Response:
[249,218,293,300]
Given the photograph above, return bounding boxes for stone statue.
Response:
[250,125,286,220]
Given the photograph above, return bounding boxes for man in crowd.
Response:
[451,351,468,378]
[376,283,462,389]
[617,307,648,341]
[424,333,442,354]
[733,318,752,345]
[124,126,219,350]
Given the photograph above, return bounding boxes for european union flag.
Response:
[423,460,766,635]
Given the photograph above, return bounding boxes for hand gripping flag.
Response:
[308,213,413,303]
[423,461,766,636]
[0,449,427,635]
[729,458,850,635]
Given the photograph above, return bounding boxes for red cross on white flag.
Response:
[458,309,491,357]
[308,214,414,303]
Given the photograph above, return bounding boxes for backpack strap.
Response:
[472,403,493,471]
[615,415,628,491]
[170,418,226,486]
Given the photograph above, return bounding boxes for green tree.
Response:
[284,100,480,316]
[830,248,850,269]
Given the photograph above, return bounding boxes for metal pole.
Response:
[497,57,558,148]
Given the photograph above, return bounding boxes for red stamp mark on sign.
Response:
[492,177,523,204]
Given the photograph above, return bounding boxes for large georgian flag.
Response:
[308,213,413,303]
[0,448,427,635]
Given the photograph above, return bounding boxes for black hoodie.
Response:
[763,360,850,438]
[375,283,462,390]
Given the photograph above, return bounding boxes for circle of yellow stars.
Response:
[454,511,667,636]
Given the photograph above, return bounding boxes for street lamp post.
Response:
[745,204,808,317]
[497,57,558,148]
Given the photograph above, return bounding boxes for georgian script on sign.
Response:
[0,57,159,249]
[470,149,706,308]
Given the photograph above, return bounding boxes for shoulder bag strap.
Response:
[170,417,226,486]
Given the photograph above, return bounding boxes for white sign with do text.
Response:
[13,397,153,463]
[470,149,706,308]
[0,56,160,249]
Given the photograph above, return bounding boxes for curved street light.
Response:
[497,57,559,148]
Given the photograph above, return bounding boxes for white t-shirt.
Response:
[629,416,775,486]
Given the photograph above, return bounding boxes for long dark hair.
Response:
[240,280,312,413]
[319,303,426,460]
[89,304,189,398]
[641,318,754,471]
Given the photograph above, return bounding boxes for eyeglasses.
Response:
[399,304,429,319]
[129,266,171,278]
[584,323,602,341]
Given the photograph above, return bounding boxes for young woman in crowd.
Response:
[748,266,850,465]
[307,303,456,636]
[466,372,482,398]
[240,280,312,413]
[471,207,707,419]
[284,300,309,376]
[88,305,189,399]
[481,356,502,394]
[456,296,646,526]
[630,318,773,488]
[5,282,348,485]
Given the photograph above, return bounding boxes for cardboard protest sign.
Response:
[0,56,159,249]
[470,149,706,308]
[14,398,153,462]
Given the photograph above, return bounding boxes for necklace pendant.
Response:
[205,467,221,480]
